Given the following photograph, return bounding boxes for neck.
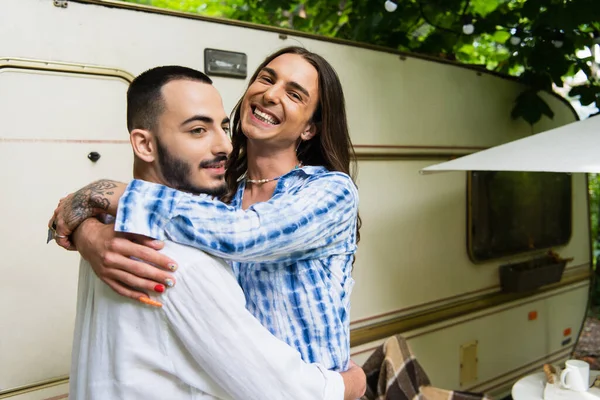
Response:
[246,140,300,181]
[133,160,165,186]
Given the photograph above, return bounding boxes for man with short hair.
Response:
[68,66,365,400]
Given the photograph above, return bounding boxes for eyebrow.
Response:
[180,115,214,127]
[222,117,230,125]
[262,67,310,98]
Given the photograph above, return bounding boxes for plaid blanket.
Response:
[361,335,492,400]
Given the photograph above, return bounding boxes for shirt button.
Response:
[284,182,289,188]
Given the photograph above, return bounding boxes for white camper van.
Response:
[0,1,591,399]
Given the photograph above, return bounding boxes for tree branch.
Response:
[415,0,471,35]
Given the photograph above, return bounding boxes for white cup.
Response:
[560,360,590,392]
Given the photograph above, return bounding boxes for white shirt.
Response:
[69,241,344,400]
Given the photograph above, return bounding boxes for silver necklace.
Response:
[246,162,303,184]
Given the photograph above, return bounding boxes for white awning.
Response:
[421,116,600,174]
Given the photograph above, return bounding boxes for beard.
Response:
[155,137,228,197]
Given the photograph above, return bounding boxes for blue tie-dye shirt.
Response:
[114,166,359,371]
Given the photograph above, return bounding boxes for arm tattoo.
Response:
[63,180,119,231]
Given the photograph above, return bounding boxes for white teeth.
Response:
[253,108,278,125]
[206,162,224,168]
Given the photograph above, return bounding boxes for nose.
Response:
[214,128,233,156]
[263,83,283,105]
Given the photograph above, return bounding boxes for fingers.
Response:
[103,258,174,295]
[72,221,175,303]
[113,234,177,272]
[101,239,176,288]
[55,235,74,250]
[103,277,148,302]
[48,205,74,249]
[48,195,74,242]
[341,364,367,400]
[128,234,166,250]
[54,212,73,239]
[138,297,163,308]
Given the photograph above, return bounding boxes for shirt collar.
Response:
[232,165,328,208]
[294,165,328,176]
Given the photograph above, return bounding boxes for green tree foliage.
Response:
[122,0,600,125]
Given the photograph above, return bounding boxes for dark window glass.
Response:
[469,171,572,262]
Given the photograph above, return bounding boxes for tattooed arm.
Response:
[48,179,127,248]
[47,179,176,301]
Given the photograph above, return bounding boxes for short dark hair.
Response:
[127,66,212,132]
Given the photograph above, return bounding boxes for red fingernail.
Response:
[154,284,165,293]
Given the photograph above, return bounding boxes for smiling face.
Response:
[151,79,232,196]
[240,53,320,150]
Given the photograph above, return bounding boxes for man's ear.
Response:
[130,129,155,162]
[300,123,317,141]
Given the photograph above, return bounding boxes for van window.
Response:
[468,171,572,262]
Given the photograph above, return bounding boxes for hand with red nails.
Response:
[72,218,178,301]
[47,179,178,301]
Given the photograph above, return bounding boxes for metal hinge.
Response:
[53,0,68,8]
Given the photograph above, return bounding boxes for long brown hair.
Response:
[224,46,361,244]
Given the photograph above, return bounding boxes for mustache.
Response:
[199,155,228,168]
